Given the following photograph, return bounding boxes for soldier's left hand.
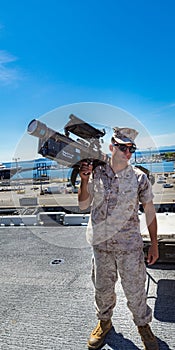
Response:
[147,243,159,265]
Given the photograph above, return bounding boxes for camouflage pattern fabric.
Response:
[92,246,152,326]
[87,163,154,325]
[86,163,153,247]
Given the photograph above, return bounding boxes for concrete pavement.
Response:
[0,226,174,350]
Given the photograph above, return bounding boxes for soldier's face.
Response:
[110,143,133,162]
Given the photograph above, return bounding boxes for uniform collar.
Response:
[103,163,133,178]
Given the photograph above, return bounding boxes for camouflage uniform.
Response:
[87,163,153,326]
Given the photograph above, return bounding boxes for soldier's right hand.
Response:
[79,161,93,180]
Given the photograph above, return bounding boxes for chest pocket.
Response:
[117,173,138,208]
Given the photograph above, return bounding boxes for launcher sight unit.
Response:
[27,114,108,186]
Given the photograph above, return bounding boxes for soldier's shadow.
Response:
[99,326,140,350]
[98,326,173,350]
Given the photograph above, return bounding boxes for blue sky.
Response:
[0,0,175,162]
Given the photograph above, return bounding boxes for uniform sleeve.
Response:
[138,173,154,204]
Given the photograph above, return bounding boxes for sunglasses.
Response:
[113,143,136,154]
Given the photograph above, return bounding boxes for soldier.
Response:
[78,127,159,350]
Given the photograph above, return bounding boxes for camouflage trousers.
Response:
[91,246,152,326]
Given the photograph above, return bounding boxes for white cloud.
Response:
[134,132,175,150]
[159,102,175,111]
[0,50,19,84]
[153,133,175,148]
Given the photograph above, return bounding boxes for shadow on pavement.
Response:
[146,264,175,323]
[154,279,175,322]
[157,337,174,350]
[100,327,140,350]
[97,328,173,350]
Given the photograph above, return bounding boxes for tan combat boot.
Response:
[87,319,112,349]
[138,324,159,350]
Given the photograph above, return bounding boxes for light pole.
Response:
[13,157,20,169]
[147,147,152,174]
[12,157,20,187]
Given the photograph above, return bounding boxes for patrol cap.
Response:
[112,127,138,145]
